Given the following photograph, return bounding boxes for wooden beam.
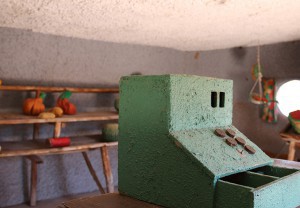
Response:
[54,122,62,138]
[30,160,38,206]
[0,85,119,93]
[0,111,118,125]
[26,155,43,164]
[26,155,43,206]
[100,146,114,193]
[82,152,105,194]
[288,141,296,161]
[0,136,118,158]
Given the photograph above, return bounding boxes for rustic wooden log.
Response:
[54,122,62,138]
[0,111,118,125]
[288,141,296,161]
[0,136,118,157]
[26,155,43,207]
[100,146,114,193]
[82,152,106,194]
[0,85,119,93]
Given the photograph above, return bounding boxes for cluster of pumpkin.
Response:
[23,91,77,118]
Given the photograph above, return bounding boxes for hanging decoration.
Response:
[249,46,266,104]
[249,45,278,123]
[260,78,278,123]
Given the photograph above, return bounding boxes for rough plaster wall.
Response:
[0,27,300,206]
[1,0,300,51]
[0,27,189,207]
[185,42,300,156]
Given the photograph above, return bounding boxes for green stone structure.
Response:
[118,74,300,208]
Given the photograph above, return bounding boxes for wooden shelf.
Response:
[0,85,119,93]
[0,84,119,202]
[0,135,118,158]
[0,111,118,125]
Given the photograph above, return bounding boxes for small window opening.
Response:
[276,80,300,116]
[219,92,225,108]
[211,92,217,108]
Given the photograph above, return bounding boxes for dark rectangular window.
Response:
[219,92,225,107]
[211,92,217,108]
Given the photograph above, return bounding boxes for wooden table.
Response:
[61,159,300,208]
[61,193,162,208]
[280,124,300,161]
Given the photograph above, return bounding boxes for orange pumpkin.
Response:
[23,93,46,116]
[56,91,76,115]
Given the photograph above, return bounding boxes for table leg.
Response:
[33,124,39,140]
[26,155,43,206]
[30,160,37,206]
[82,151,105,194]
[288,141,296,161]
[100,146,114,193]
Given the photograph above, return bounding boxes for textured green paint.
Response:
[169,75,233,131]
[252,170,300,208]
[118,75,300,208]
[119,75,214,208]
[222,171,278,188]
[171,127,272,179]
[216,166,300,208]
[251,165,298,177]
[214,180,254,208]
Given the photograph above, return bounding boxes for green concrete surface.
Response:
[118,74,300,208]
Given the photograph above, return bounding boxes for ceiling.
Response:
[1,0,300,51]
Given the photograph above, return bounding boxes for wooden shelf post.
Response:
[54,122,62,138]
[82,151,105,194]
[100,146,114,193]
[26,155,43,206]
[288,141,296,161]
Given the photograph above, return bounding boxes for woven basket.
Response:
[288,110,300,134]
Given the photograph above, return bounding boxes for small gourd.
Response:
[56,91,76,115]
[48,107,64,117]
[38,112,56,119]
[23,93,46,116]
